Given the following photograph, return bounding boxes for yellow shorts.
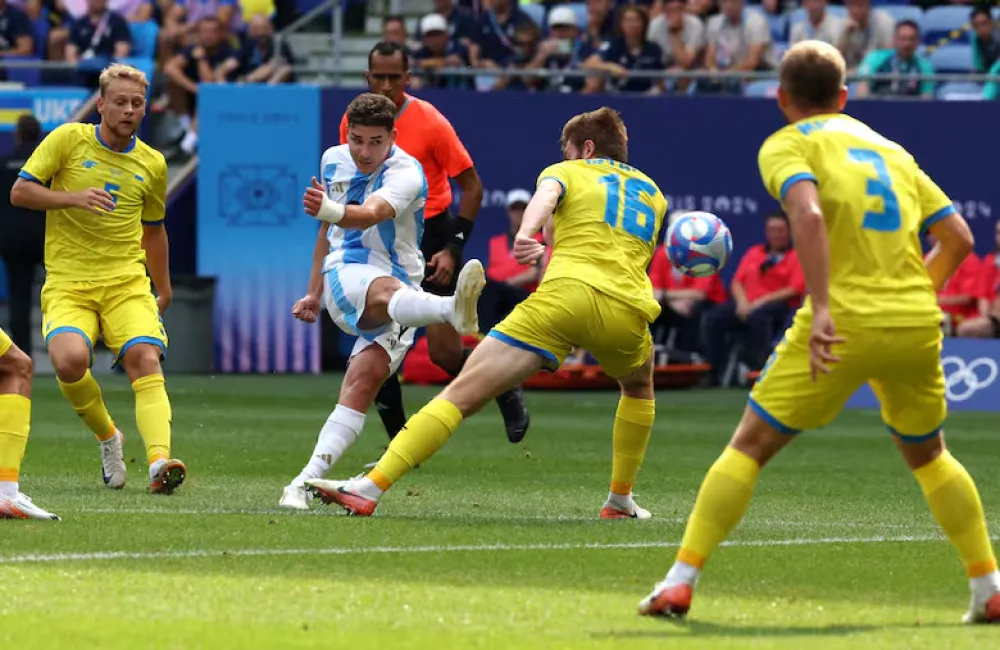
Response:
[0,327,11,358]
[490,278,653,379]
[41,274,168,366]
[750,317,946,442]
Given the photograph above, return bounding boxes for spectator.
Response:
[925,232,981,335]
[789,0,845,46]
[702,212,804,386]
[972,6,999,73]
[8,0,40,20]
[583,0,615,49]
[417,0,477,47]
[703,0,775,94]
[0,115,43,353]
[647,0,705,81]
[956,220,1000,338]
[0,0,33,75]
[837,0,894,72]
[533,5,594,93]
[66,0,131,87]
[411,12,472,90]
[61,0,152,22]
[163,16,238,156]
[159,0,241,63]
[382,14,416,53]
[218,13,292,84]
[984,60,1000,100]
[472,0,535,70]
[686,0,718,21]
[857,20,935,99]
[496,21,545,91]
[583,5,665,95]
[648,214,726,357]
[480,189,546,332]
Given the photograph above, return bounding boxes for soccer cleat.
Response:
[496,387,530,443]
[149,459,186,495]
[638,582,694,619]
[0,493,60,520]
[279,484,311,511]
[600,499,652,520]
[305,478,379,517]
[100,430,127,489]
[962,592,1000,624]
[449,259,486,335]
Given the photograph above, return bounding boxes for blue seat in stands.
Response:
[788,5,847,28]
[562,3,587,30]
[936,81,984,100]
[880,5,923,26]
[928,44,974,72]
[118,56,155,98]
[521,3,546,29]
[921,6,971,45]
[744,80,779,98]
[129,21,159,59]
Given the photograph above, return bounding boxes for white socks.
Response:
[387,288,452,328]
[605,491,634,511]
[354,476,385,500]
[0,481,17,500]
[971,571,1000,601]
[294,405,366,485]
[665,561,700,588]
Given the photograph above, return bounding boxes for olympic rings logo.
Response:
[942,356,998,402]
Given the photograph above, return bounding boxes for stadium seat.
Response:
[562,3,587,30]
[880,5,923,25]
[744,80,779,97]
[766,13,787,42]
[6,56,41,86]
[788,6,847,27]
[118,56,155,98]
[929,44,974,72]
[921,7,971,45]
[521,3,546,29]
[936,81,985,100]
[130,21,159,59]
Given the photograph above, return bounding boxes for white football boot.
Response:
[600,495,652,520]
[448,260,486,336]
[279,483,311,511]
[100,430,127,489]
[0,493,60,520]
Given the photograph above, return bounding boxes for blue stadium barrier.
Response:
[922,7,972,45]
[929,44,974,73]
[881,5,923,25]
[6,56,41,87]
[744,80,778,97]
[129,21,159,59]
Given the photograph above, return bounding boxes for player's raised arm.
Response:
[782,180,831,312]
[513,178,562,265]
[918,170,974,291]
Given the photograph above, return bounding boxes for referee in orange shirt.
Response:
[339,42,531,457]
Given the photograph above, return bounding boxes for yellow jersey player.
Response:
[640,41,1000,624]
[0,332,58,519]
[307,107,668,519]
[10,64,186,495]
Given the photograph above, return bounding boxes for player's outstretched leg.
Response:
[894,433,1000,624]
[49,332,127,489]
[387,259,486,336]
[307,337,543,516]
[602,356,656,520]
[0,338,58,520]
[639,406,793,618]
[120,343,185,495]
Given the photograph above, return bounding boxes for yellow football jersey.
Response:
[537,158,667,322]
[20,122,168,283]
[758,113,955,328]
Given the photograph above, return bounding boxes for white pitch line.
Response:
[0,534,948,565]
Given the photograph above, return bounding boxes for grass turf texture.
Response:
[2,375,999,649]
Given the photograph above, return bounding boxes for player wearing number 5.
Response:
[10,64,186,495]
[641,41,1000,624]
[307,108,667,520]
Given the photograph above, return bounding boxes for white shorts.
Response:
[323,263,417,374]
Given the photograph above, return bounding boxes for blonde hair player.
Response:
[307,107,668,521]
[10,63,186,495]
[639,40,1000,624]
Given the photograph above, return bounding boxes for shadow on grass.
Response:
[594,618,957,640]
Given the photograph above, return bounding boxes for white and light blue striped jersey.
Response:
[320,144,428,286]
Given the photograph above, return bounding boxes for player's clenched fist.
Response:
[292,293,321,323]
[73,187,116,214]
[302,177,325,217]
[512,233,545,265]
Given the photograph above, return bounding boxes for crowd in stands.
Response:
[398,0,1000,99]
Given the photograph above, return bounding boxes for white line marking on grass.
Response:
[0,534,948,565]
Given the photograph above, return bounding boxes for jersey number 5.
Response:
[848,148,900,232]
[104,182,120,208]
[599,174,658,243]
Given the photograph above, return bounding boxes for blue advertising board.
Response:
[0,87,91,132]
[197,84,322,373]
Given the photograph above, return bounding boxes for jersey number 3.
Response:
[848,148,900,232]
[599,174,657,243]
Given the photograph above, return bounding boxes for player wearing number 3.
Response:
[10,64,185,495]
[641,41,1000,624]
[307,107,667,520]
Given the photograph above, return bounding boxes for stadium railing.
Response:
[276,0,347,85]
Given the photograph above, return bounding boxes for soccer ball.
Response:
[665,211,733,277]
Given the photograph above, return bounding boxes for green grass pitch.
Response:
[2,375,999,649]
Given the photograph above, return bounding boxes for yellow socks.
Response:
[57,370,116,441]
[132,373,172,465]
[0,394,30,494]
[914,450,998,577]
[677,446,761,569]
[610,395,655,496]
[368,397,462,491]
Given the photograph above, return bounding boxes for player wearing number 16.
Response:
[9,64,186,496]
[307,107,668,520]
[641,40,1000,625]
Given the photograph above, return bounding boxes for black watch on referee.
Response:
[447,216,475,260]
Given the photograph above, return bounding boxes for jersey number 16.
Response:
[599,174,658,243]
